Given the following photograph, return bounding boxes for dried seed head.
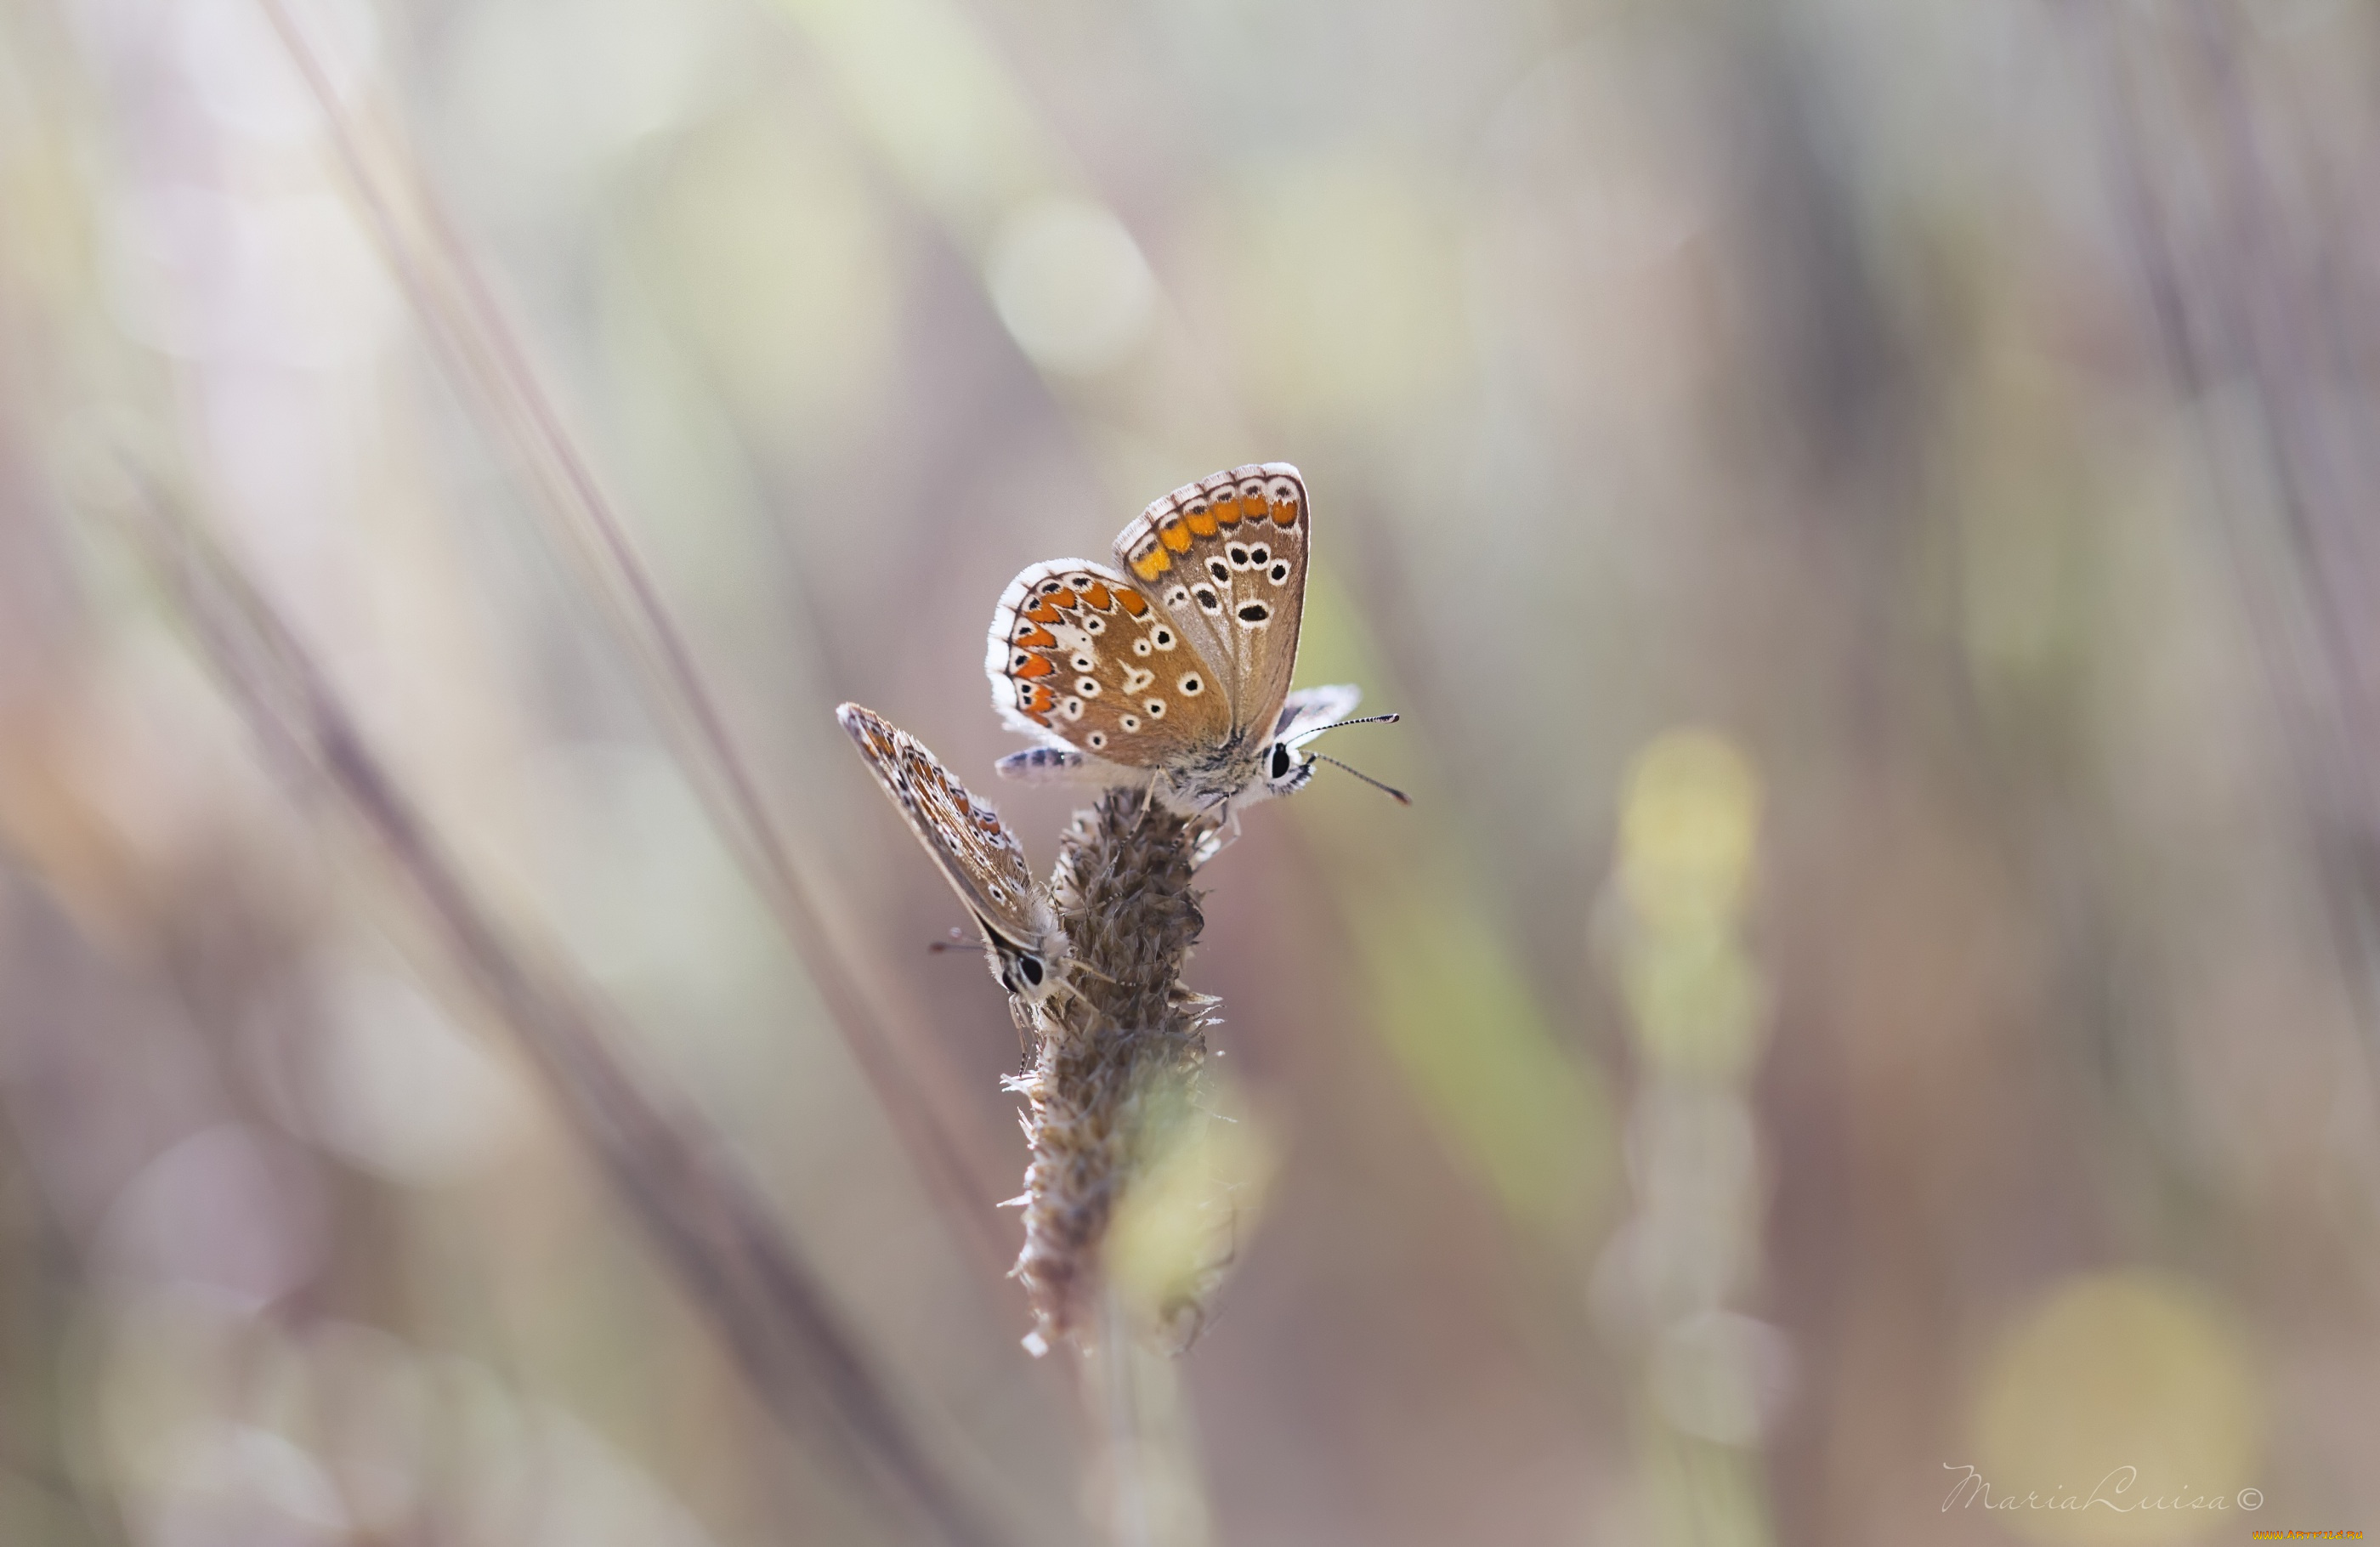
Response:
[1007,788,1233,1354]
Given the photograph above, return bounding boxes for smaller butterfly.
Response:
[837,703,1066,1006]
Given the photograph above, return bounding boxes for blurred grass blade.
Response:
[250,0,1015,1278]
[111,468,1017,1547]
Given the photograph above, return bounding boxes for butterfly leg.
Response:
[1006,998,1035,1065]
[1188,808,1237,868]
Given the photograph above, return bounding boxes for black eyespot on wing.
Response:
[1132,638,1153,656]
[1071,653,1094,671]
[1153,627,1175,647]
[1087,731,1107,749]
[1084,616,1104,633]
[1208,558,1230,583]
[1269,561,1290,583]
[1194,587,1221,612]
[1237,602,1271,624]
[1040,579,1063,594]
[1227,545,1250,565]
[1178,673,1203,695]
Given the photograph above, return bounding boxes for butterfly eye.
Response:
[1270,743,1292,779]
[1018,955,1045,988]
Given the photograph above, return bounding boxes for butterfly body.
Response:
[985,462,1365,813]
[836,703,1065,1006]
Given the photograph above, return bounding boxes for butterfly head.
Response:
[989,927,1057,1002]
[1265,704,1411,808]
[1262,736,1319,800]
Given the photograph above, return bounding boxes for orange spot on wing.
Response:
[1015,654,1056,678]
[1270,494,1299,526]
[1026,711,1051,727]
[1115,587,1150,615]
[1024,598,1062,624]
[1211,493,1244,525]
[1184,504,1218,537]
[1081,581,1114,609]
[1130,548,1170,581]
[1158,516,1192,553]
[1012,623,1055,649]
[1047,587,1078,610]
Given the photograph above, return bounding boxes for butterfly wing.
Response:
[984,558,1234,772]
[1111,463,1310,740]
[1272,683,1362,744]
[837,703,1045,955]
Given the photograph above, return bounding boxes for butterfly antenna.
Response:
[1312,753,1413,806]
[1289,711,1401,746]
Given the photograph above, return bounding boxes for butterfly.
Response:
[836,703,1066,1006]
[984,462,1389,813]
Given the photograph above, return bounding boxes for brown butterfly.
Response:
[837,703,1066,1004]
[984,463,1396,813]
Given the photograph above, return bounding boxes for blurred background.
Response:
[3,0,2379,1542]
